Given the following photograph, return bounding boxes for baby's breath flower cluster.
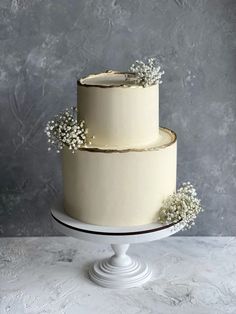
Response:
[158,182,203,230]
[129,57,164,87]
[45,107,88,153]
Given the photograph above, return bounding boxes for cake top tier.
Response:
[79,71,148,88]
[45,58,165,152]
[77,70,160,149]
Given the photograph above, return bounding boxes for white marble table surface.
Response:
[0,237,236,314]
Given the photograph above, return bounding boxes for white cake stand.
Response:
[51,204,184,289]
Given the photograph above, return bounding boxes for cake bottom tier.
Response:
[62,127,177,227]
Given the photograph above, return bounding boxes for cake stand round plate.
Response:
[51,204,184,289]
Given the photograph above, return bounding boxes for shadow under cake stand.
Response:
[51,204,184,289]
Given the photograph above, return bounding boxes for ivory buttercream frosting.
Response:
[60,69,177,227]
[78,71,159,149]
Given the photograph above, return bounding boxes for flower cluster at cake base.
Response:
[129,57,165,87]
[45,107,88,153]
[158,182,203,230]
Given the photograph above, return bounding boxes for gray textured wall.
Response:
[0,0,235,236]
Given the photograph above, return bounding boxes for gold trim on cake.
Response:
[75,127,176,153]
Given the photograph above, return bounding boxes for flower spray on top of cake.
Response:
[129,57,165,87]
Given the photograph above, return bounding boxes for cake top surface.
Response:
[79,58,164,88]
[79,71,144,88]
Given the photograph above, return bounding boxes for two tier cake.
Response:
[61,70,177,227]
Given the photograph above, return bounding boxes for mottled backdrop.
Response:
[0,0,235,236]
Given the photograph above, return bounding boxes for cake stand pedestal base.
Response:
[89,244,151,288]
[51,203,184,289]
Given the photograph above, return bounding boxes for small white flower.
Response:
[129,57,164,87]
[45,106,92,153]
[158,182,203,231]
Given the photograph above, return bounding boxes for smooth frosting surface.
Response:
[61,71,177,227]
[62,128,177,227]
[78,71,159,148]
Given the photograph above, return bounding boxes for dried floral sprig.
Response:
[129,57,164,87]
[45,107,88,153]
[158,182,203,230]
